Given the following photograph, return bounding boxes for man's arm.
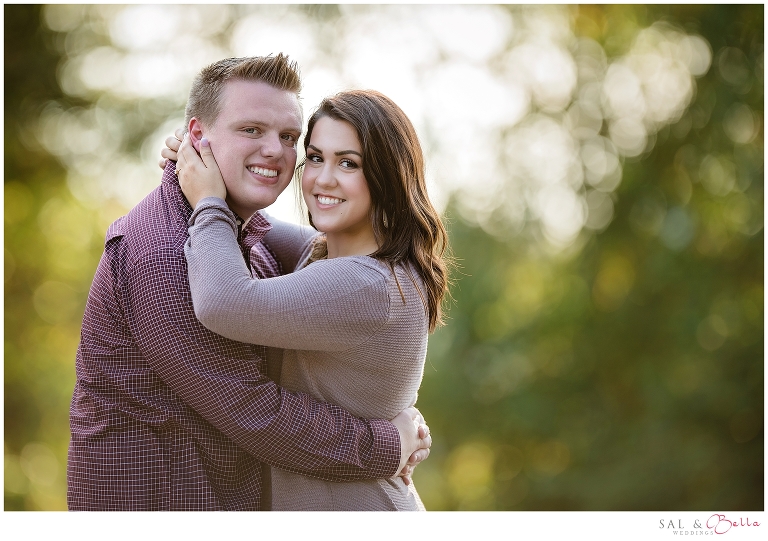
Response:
[123,245,412,482]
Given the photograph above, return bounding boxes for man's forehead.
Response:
[220,79,304,130]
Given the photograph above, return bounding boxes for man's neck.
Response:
[225,197,259,229]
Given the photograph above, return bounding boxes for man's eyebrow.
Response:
[307,144,362,158]
[238,120,301,132]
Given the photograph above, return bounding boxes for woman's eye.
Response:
[340,159,358,169]
[307,154,322,163]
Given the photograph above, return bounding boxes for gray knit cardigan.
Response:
[185,197,427,511]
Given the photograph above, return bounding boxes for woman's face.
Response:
[302,116,373,241]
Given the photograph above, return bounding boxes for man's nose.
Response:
[259,133,283,158]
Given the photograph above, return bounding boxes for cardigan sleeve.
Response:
[185,198,390,351]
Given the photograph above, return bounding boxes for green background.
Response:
[4,4,763,510]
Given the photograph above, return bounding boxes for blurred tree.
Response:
[5,4,103,510]
[417,4,763,511]
[4,4,763,512]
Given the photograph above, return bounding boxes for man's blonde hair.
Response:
[184,53,302,127]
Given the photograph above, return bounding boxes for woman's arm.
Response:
[165,128,317,273]
[186,198,390,351]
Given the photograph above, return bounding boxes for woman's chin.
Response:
[312,222,334,234]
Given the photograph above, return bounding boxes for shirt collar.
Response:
[241,210,272,253]
[163,160,273,245]
[162,160,193,218]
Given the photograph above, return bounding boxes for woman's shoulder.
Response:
[334,257,426,296]
[306,257,427,330]
[303,256,424,295]
[307,255,390,282]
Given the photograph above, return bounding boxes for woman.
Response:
[172,90,449,510]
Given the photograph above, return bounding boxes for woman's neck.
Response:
[325,230,379,259]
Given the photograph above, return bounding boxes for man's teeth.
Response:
[248,166,278,177]
[317,196,345,205]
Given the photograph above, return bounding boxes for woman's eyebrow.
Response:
[307,144,362,158]
[335,150,363,158]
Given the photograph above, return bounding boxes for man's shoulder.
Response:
[103,183,188,260]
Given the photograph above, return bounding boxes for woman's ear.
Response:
[188,118,204,153]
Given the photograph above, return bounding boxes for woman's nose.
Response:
[315,164,336,187]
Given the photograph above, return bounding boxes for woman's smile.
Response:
[315,194,347,206]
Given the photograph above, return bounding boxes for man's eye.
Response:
[282,134,297,142]
[244,128,258,134]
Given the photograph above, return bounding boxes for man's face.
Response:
[201,79,303,219]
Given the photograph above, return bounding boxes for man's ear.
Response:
[188,118,204,153]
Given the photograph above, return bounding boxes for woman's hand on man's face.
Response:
[176,134,228,209]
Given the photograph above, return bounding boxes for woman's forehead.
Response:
[309,117,361,149]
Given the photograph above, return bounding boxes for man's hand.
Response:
[390,407,432,486]
[158,128,185,169]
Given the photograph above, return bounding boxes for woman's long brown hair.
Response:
[302,90,450,331]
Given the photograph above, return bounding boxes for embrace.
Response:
[68,54,451,511]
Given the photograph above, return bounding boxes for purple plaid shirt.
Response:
[67,163,400,510]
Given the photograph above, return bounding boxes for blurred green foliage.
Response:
[4,4,763,511]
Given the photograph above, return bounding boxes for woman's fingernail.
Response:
[201,137,209,147]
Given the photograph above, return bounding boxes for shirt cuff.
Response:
[368,419,402,478]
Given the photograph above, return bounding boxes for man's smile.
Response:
[247,165,278,178]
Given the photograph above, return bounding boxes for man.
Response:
[68,54,430,511]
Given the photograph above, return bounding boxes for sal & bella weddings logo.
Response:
[660,515,761,535]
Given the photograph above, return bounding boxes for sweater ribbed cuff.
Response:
[188,196,233,226]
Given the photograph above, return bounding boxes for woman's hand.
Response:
[176,135,227,209]
[158,128,185,169]
[390,407,432,485]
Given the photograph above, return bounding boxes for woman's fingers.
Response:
[175,137,190,176]
[177,134,200,168]
[161,147,177,161]
[176,134,227,207]
[197,138,221,172]
[408,447,430,466]
[159,128,184,168]
[165,135,181,153]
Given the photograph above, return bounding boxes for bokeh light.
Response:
[5,4,763,512]
[31,4,714,239]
